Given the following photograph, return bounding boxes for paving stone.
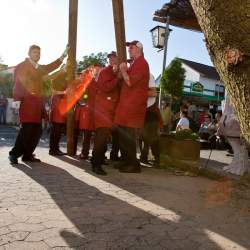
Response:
[0,231,29,245]
[8,223,46,233]
[3,241,50,250]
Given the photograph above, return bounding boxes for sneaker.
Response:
[140,158,150,165]
[9,154,18,164]
[22,156,41,162]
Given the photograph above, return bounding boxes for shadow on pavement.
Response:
[13,161,227,250]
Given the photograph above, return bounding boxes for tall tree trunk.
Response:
[190,0,250,144]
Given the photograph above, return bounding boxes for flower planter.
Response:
[160,134,200,161]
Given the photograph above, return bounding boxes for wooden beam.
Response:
[67,0,78,155]
[112,0,127,63]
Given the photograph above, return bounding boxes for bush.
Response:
[173,129,199,141]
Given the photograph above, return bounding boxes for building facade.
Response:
[156,58,225,105]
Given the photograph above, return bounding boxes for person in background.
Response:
[140,73,162,166]
[73,65,102,158]
[176,110,190,131]
[187,101,197,121]
[198,115,214,140]
[0,93,8,125]
[91,51,120,175]
[9,45,65,164]
[49,71,67,156]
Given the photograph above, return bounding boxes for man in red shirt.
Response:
[115,40,149,173]
[91,51,120,175]
[9,45,65,164]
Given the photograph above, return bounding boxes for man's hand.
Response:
[117,71,123,79]
[119,62,131,87]
[113,65,119,73]
[119,62,128,72]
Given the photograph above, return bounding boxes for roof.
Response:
[153,0,201,32]
[179,58,220,81]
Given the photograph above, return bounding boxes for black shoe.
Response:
[22,156,41,162]
[102,160,109,165]
[113,161,126,169]
[9,154,18,164]
[79,153,89,160]
[49,150,65,156]
[92,166,107,176]
[110,155,120,161]
[119,165,141,173]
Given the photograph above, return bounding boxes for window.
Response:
[215,84,225,97]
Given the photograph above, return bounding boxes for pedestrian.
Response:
[9,45,66,164]
[0,93,8,125]
[176,110,190,131]
[91,51,120,175]
[49,71,67,156]
[140,74,162,166]
[114,40,149,173]
[73,66,102,158]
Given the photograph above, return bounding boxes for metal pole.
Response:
[159,15,170,108]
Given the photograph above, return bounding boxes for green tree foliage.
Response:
[77,52,108,72]
[0,72,13,97]
[160,57,186,99]
[0,58,13,97]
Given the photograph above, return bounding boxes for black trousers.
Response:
[110,128,120,159]
[49,122,65,152]
[9,123,42,158]
[118,126,139,166]
[92,128,110,168]
[73,129,92,156]
[140,110,160,162]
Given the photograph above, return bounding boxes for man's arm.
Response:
[42,66,66,81]
[41,58,63,75]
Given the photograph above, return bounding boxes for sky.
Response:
[0,0,212,78]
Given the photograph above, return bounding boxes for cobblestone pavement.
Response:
[0,126,250,250]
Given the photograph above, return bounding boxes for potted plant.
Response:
[160,129,200,161]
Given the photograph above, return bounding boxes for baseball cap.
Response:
[107,51,117,58]
[126,40,143,50]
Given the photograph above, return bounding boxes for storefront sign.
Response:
[191,82,204,93]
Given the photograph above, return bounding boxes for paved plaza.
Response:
[0,126,250,250]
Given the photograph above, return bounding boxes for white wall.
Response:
[182,64,200,82]
[200,76,223,96]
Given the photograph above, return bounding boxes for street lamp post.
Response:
[150,16,171,108]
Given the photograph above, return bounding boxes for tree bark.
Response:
[190,0,250,144]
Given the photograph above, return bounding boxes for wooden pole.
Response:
[67,0,78,155]
[112,0,127,63]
